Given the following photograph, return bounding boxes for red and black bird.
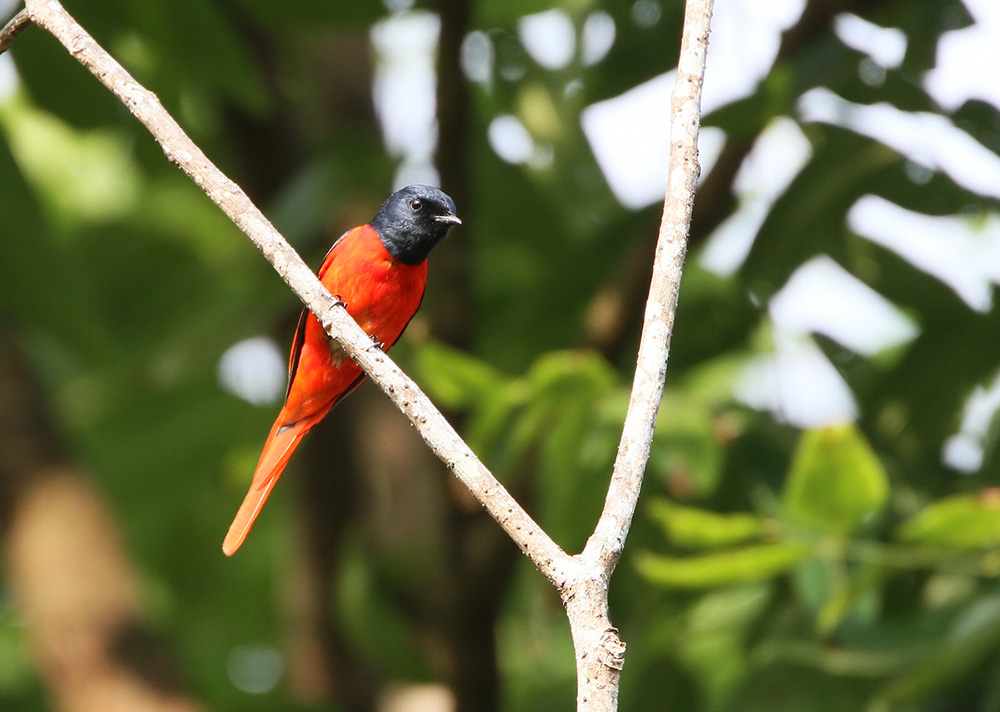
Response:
[223,184,460,555]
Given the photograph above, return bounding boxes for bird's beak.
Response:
[434,214,462,226]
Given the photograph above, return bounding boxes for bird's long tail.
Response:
[222,409,319,556]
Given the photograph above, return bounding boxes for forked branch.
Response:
[2,0,713,708]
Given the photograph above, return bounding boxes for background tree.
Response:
[2,0,1000,711]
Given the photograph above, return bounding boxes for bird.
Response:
[223,184,460,556]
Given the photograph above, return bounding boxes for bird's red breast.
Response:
[222,225,428,556]
[282,224,428,423]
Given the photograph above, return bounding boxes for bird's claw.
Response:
[369,334,385,351]
[331,294,348,309]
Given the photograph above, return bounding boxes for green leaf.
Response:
[678,584,774,710]
[508,349,616,466]
[876,594,1000,707]
[0,96,142,225]
[648,498,767,549]
[897,492,1000,549]
[783,424,889,536]
[636,543,808,588]
[415,339,507,409]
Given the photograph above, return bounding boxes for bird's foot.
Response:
[369,334,385,351]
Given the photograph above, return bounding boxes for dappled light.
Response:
[3,0,1000,710]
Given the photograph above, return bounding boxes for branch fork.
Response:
[1,0,713,707]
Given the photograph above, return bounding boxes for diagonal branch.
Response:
[582,0,713,575]
[0,9,31,54]
[18,0,577,588]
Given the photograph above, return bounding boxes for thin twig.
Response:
[582,0,714,577]
[562,2,714,708]
[20,0,576,588]
[0,8,32,55]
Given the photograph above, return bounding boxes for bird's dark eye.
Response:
[409,198,423,212]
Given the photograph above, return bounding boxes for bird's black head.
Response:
[371,184,461,265]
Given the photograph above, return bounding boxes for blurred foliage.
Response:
[2,0,1000,711]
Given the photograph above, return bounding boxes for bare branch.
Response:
[562,4,714,707]
[9,0,714,708]
[18,0,577,589]
[0,8,32,54]
[581,0,714,578]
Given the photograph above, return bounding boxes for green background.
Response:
[2,0,1000,710]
